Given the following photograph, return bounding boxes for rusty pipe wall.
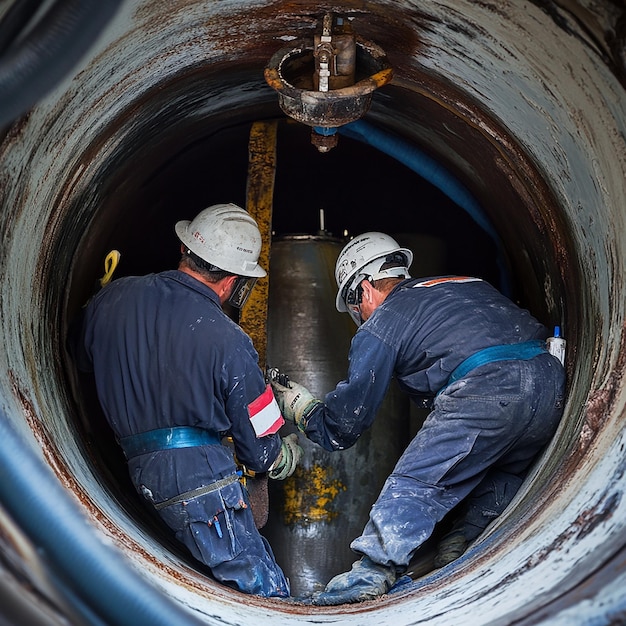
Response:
[0,0,625,624]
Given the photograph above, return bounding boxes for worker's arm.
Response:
[223,347,284,474]
[301,329,397,452]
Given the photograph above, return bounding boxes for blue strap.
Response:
[445,339,548,388]
[119,427,221,459]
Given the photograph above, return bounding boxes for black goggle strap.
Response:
[346,276,367,306]
[344,267,410,308]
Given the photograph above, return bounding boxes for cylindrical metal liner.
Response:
[263,235,411,596]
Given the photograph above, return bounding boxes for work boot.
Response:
[313,556,398,605]
[433,527,468,568]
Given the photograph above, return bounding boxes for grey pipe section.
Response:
[0,0,43,55]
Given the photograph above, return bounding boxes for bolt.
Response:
[311,129,339,152]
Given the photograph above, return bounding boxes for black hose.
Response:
[0,0,123,128]
[0,0,44,56]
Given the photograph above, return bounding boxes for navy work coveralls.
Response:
[304,276,565,570]
[75,269,289,597]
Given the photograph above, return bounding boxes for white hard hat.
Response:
[175,203,266,278]
[335,232,412,324]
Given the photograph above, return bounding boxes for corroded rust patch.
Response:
[582,321,626,445]
[241,120,278,368]
[282,463,347,525]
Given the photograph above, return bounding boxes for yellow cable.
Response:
[99,250,121,287]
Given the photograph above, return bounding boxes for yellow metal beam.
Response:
[240,120,277,368]
[240,121,278,529]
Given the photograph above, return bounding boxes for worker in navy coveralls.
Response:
[270,231,565,604]
[73,204,302,597]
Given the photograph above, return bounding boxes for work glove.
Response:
[270,378,321,432]
[268,434,303,480]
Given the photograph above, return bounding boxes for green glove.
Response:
[268,434,303,480]
[270,378,321,432]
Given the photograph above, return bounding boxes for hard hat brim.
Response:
[175,220,193,251]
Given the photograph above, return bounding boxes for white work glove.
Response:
[268,434,303,480]
[270,378,321,432]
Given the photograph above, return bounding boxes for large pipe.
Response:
[263,236,411,597]
[0,0,625,624]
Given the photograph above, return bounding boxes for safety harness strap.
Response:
[119,426,221,460]
[154,473,241,511]
[443,339,548,391]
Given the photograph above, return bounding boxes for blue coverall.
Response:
[74,269,289,597]
[304,276,565,570]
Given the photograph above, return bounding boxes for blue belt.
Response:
[119,427,221,459]
[444,339,548,390]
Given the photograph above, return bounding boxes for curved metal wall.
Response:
[263,236,412,596]
[0,0,625,624]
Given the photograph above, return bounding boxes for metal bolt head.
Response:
[311,129,339,152]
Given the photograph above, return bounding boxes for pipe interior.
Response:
[1,1,624,623]
[62,74,574,597]
[66,106,511,557]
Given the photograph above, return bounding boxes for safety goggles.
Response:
[344,277,364,306]
[228,276,258,309]
[342,275,367,326]
[342,259,411,326]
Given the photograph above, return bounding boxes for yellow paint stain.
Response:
[282,463,346,525]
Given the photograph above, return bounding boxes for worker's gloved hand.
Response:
[268,434,303,480]
[270,378,321,432]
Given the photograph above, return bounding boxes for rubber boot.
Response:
[433,510,485,568]
[313,556,398,605]
[433,527,468,568]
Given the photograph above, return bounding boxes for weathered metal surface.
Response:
[239,120,278,530]
[263,236,410,597]
[0,0,624,624]
[241,119,278,369]
[265,36,393,128]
